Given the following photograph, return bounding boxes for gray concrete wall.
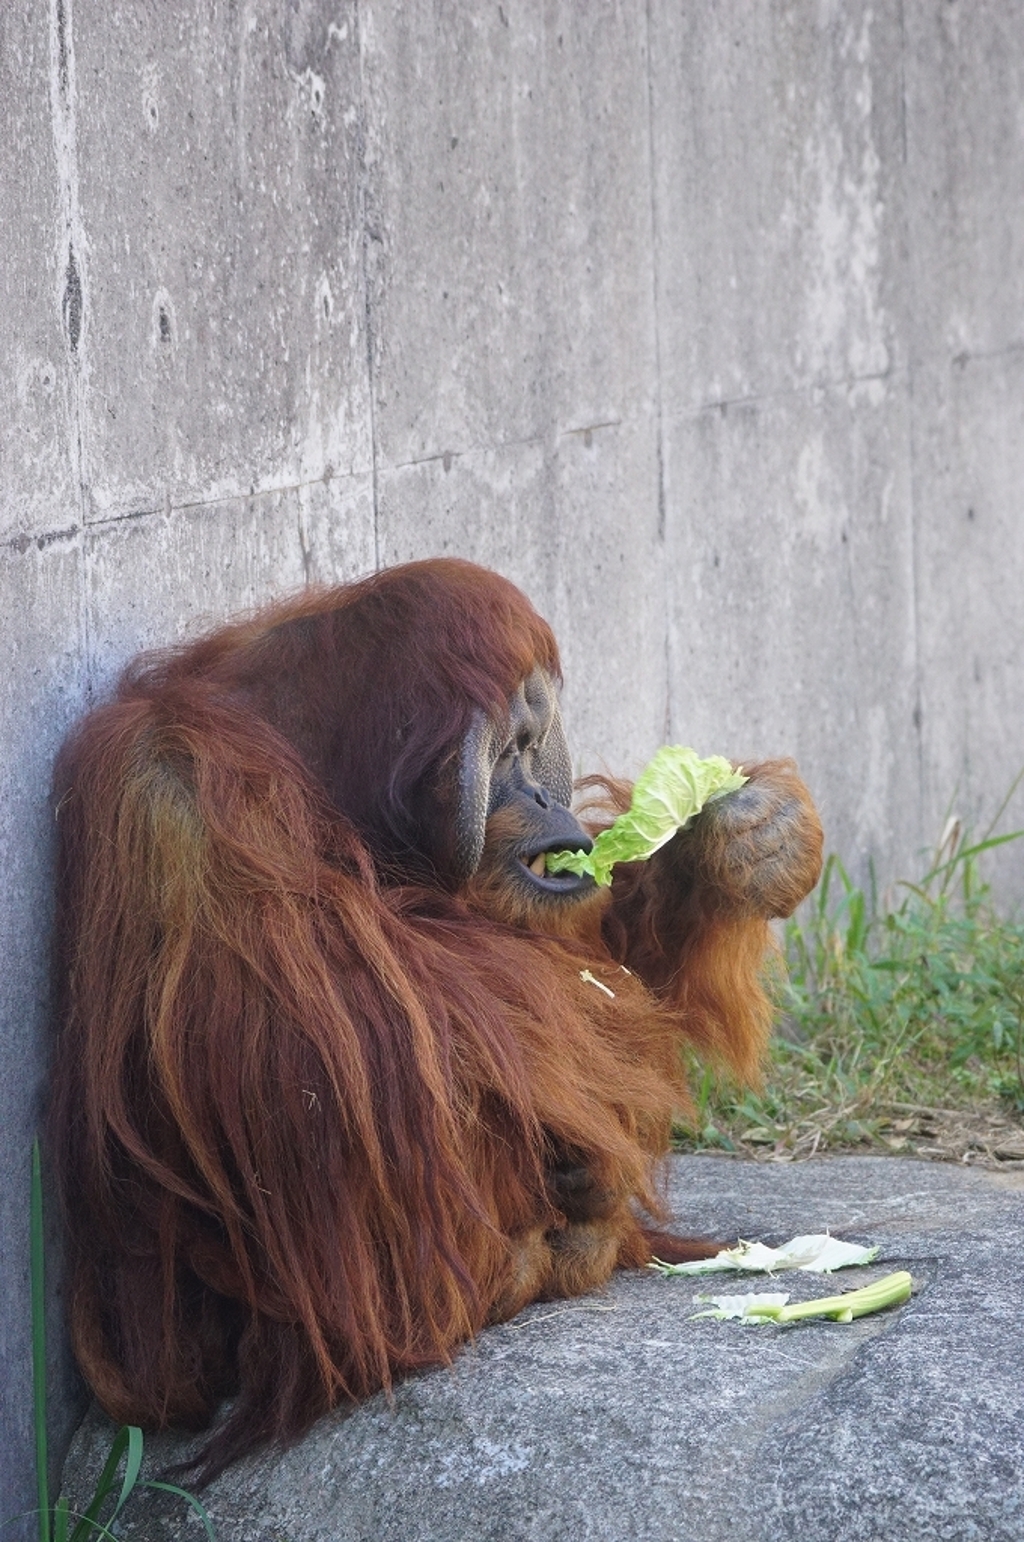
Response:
[2,0,1023,1523]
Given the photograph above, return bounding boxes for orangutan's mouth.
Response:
[519,845,594,895]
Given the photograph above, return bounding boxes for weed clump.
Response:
[678,807,1024,1161]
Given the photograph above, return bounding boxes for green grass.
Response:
[677,807,1024,1160]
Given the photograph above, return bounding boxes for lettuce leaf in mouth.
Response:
[545,745,747,887]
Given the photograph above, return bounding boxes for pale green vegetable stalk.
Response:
[743,1270,914,1324]
[546,746,747,887]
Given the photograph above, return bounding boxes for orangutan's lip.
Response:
[518,845,594,894]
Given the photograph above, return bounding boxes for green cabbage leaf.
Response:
[545,745,747,888]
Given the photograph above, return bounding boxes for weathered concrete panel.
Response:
[904,0,1024,362]
[362,1,657,465]
[377,417,667,778]
[0,538,86,1535]
[364,0,668,781]
[543,422,667,781]
[649,0,905,413]
[901,0,1024,878]
[70,0,372,521]
[84,476,374,695]
[647,0,924,886]
[301,470,378,585]
[663,376,921,883]
[0,9,76,541]
[912,352,1024,875]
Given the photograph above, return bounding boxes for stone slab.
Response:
[903,0,1024,363]
[377,416,667,778]
[69,0,372,521]
[62,1155,1024,1541]
[663,373,922,888]
[362,1,657,467]
[911,351,1024,891]
[0,8,76,541]
[649,0,905,415]
[83,476,374,698]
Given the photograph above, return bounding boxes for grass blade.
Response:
[143,1483,218,1542]
[60,1516,121,1542]
[67,1427,142,1542]
[919,829,1024,889]
[109,1427,144,1522]
[30,1141,50,1542]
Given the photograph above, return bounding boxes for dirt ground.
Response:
[700,1102,1024,1169]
